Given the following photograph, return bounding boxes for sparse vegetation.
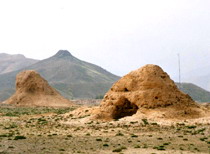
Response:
[115,132,124,136]
[112,146,127,152]
[142,119,149,125]
[14,136,26,140]
[131,134,138,138]
[0,104,209,153]
[153,145,166,150]
[0,106,76,117]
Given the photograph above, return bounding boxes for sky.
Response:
[0,0,210,81]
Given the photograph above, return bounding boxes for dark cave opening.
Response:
[124,88,129,92]
[113,98,139,119]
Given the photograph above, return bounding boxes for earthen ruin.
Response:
[3,70,73,107]
[95,64,204,120]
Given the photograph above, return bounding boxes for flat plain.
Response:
[0,103,209,154]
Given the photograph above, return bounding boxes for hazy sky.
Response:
[0,0,210,80]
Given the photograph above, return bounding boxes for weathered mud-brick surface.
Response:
[95,64,203,120]
[3,70,73,107]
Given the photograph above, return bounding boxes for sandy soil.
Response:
[0,103,209,154]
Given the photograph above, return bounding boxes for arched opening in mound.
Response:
[113,98,139,119]
[124,88,129,92]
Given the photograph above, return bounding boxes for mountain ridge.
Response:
[0,50,120,100]
[0,53,38,75]
[177,82,210,102]
[0,51,210,103]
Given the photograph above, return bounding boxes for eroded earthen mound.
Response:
[3,70,73,107]
[95,64,205,120]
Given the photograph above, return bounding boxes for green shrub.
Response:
[186,125,196,129]
[134,145,141,148]
[112,146,127,152]
[103,144,109,147]
[142,119,149,125]
[0,134,8,137]
[112,148,122,152]
[115,132,124,136]
[14,136,26,140]
[131,134,138,138]
[200,137,208,141]
[153,145,165,150]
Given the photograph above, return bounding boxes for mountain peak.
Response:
[54,50,73,58]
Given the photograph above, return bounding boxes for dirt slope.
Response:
[3,70,73,107]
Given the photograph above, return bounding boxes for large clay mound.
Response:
[3,70,73,107]
[95,64,205,120]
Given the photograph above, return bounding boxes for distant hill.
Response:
[176,83,210,102]
[0,50,120,101]
[0,51,210,103]
[186,75,210,92]
[183,64,210,92]
[0,53,38,74]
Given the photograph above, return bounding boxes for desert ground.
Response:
[1,66,210,154]
[0,101,209,154]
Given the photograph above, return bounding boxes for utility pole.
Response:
[178,53,181,89]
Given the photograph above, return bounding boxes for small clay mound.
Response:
[95,64,204,120]
[3,70,73,107]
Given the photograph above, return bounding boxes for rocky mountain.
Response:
[0,50,120,101]
[0,53,38,74]
[0,50,210,103]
